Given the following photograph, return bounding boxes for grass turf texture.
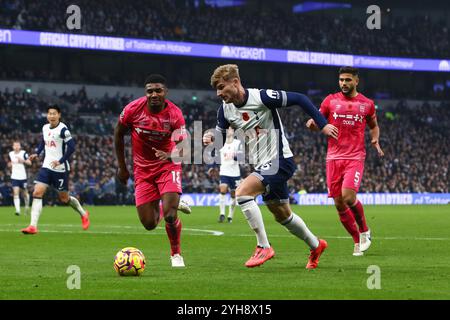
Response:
[0,205,449,300]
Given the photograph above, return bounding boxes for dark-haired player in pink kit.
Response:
[114,74,190,267]
[307,67,384,256]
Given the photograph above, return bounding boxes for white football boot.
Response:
[171,254,185,267]
[360,230,372,252]
[353,243,364,256]
[178,199,191,214]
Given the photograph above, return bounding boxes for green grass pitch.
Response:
[0,204,449,300]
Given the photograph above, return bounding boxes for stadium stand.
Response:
[0,0,449,58]
[0,87,448,205]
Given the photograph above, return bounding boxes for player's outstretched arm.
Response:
[285,92,338,139]
[114,121,130,185]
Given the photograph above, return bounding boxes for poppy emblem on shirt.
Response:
[151,122,159,129]
[242,112,250,121]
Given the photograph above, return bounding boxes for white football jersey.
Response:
[219,139,241,177]
[41,122,72,172]
[9,150,28,180]
[216,88,293,169]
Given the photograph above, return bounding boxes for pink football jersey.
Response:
[320,92,376,161]
[119,97,186,175]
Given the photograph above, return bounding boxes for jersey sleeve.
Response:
[216,105,230,133]
[60,127,73,143]
[259,89,288,109]
[119,104,133,128]
[366,100,376,120]
[172,110,187,143]
[320,95,332,118]
[23,152,29,160]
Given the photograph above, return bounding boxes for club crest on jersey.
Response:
[162,120,170,131]
[359,104,366,113]
[242,112,250,121]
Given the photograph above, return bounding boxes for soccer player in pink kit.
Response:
[114,74,189,267]
[307,67,384,256]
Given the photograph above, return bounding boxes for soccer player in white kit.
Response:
[8,141,31,216]
[21,105,90,234]
[204,65,338,269]
[209,128,243,223]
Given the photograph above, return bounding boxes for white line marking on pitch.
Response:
[224,234,450,241]
[0,224,224,236]
[1,224,449,241]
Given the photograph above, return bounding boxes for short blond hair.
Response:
[210,64,240,88]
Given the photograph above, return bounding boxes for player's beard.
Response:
[341,85,355,96]
[148,98,165,111]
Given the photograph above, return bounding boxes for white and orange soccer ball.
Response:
[113,247,146,276]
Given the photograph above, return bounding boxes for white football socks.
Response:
[69,196,86,216]
[30,198,43,227]
[23,192,30,210]
[219,193,226,216]
[228,196,236,220]
[281,213,319,249]
[14,196,20,214]
[237,196,270,248]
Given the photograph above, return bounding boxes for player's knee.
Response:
[142,220,157,231]
[235,187,247,198]
[33,190,43,198]
[333,197,345,211]
[164,213,177,224]
[342,194,356,206]
[59,194,69,203]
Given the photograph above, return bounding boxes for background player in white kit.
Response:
[8,141,31,216]
[21,105,90,235]
[208,128,243,223]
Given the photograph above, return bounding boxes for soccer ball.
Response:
[113,247,146,276]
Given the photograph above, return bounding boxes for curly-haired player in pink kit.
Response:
[307,66,384,256]
[114,74,191,267]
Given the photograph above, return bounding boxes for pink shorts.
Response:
[134,168,182,207]
[326,159,365,198]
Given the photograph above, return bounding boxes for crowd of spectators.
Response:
[0,88,448,206]
[0,0,449,59]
